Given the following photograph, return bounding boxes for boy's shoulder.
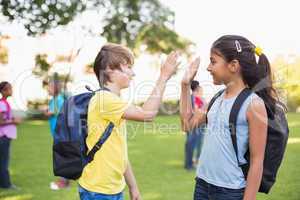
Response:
[90,90,129,124]
[92,90,128,110]
[94,90,125,102]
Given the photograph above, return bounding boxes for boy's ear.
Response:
[229,59,240,73]
[106,66,113,73]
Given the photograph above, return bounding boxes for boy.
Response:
[44,78,70,190]
[78,43,179,200]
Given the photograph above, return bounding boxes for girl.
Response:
[0,81,21,189]
[180,35,281,200]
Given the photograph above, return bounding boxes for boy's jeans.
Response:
[194,178,245,200]
[79,185,124,200]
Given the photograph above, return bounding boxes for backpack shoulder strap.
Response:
[206,89,225,123]
[86,122,115,163]
[229,88,252,165]
[84,86,114,163]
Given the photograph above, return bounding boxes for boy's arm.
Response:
[180,58,206,131]
[124,161,141,200]
[123,52,179,122]
[44,111,54,117]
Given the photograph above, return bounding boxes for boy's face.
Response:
[207,51,232,85]
[48,82,54,95]
[110,63,135,89]
[47,82,58,96]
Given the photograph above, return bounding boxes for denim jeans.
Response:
[194,178,245,200]
[194,127,204,161]
[78,185,124,200]
[184,131,197,169]
[0,136,11,188]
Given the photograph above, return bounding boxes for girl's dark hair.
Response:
[0,81,9,93]
[211,35,285,114]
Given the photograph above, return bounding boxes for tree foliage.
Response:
[0,34,9,64]
[0,0,192,54]
[272,55,300,111]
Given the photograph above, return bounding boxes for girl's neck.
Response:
[224,78,247,98]
[104,83,121,96]
[1,95,8,100]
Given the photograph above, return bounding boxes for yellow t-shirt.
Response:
[78,90,129,194]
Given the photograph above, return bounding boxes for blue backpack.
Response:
[53,87,114,180]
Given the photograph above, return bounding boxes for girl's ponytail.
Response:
[255,52,277,114]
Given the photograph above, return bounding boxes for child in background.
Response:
[0,81,21,190]
[190,81,206,165]
[184,81,205,170]
[44,78,70,190]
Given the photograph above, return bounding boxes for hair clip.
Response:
[235,40,242,53]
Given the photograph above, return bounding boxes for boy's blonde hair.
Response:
[93,43,134,87]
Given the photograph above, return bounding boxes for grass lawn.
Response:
[0,113,299,200]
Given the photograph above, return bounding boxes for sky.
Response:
[0,0,299,111]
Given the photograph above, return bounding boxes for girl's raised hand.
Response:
[181,57,200,85]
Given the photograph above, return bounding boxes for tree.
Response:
[0,34,9,65]
[0,0,192,54]
[272,55,300,111]
[33,49,79,91]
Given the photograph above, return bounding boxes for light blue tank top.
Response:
[196,91,260,189]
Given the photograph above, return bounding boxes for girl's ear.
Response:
[229,59,240,73]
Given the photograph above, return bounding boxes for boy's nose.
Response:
[130,69,136,77]
[207,65,211,72]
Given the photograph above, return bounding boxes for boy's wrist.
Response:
[158,75,169,83]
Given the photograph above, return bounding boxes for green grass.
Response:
[1,114,299,200]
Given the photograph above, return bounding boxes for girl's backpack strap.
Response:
[206,89,225,123]
[228,88,252,165]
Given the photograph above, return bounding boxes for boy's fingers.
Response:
[176,61,181,68]
[195,57,201,66]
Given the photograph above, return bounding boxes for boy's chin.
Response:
[121,83,130,89]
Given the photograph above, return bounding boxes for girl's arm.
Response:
[180,57,206,132]
[180,83,206,132]
[0,112,20,125]
[243,98,268,200]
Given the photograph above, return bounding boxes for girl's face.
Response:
[110,63,135,89]
[1,84,13,97]
[207,51,232,85]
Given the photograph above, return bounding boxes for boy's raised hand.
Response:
[182,57,200,85]
[160,51,180,81]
